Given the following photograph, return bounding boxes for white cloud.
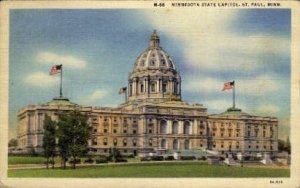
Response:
[257,104,280,114]
[79,89,109,104]
[36,52,86,69]
[25,72,59,87]
[143,10,289,72]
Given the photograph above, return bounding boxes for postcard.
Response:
[0,1,299,188]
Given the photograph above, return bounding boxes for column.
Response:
[194,119,198,135]
[167,120,172,134]
[178,121,184,134]
[156,80,159,93]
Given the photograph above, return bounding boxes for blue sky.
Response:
[9,9,291,139]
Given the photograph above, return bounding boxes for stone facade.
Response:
[17,31,278,156]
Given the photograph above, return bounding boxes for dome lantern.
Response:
[149,30,160,49]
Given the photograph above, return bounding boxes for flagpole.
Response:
[60,64,63,98]
[233,81,235,109]
[125,90,127,103]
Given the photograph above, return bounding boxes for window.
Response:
[161,139,167,149]
[140,84,144,93]
[221,133,224,137]
[248,145,251,149]
[184,140,189,149]
[161,59,166,66]
[173,139,178,150]
[113,129,117,133]
[123,130,127,134]
[255,130,258,137]
[221,144,224,148]
[151,60,155,66]
[263,131,266,137]
[113,138,117,146]
[150,82,156,92]
[94,129,97,133]
[184,122,191,134]
[162,83,167,93]
[123,139,127,146]
[256,145,259,149]
[92,138,97,145]
[160,120,167,134]
[247,131,251,137]
[149,129,152,134]
[172,122,178,134]
[133,139,137,147]
[104,129,108,133]
[200,131,203,135]
[103,138,108,146]
[133,130,137,134]
[149,139,153,146]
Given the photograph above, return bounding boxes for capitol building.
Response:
[17,31,278,157]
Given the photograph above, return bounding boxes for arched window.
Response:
[160,120,167,134]
[140,84,144,93]
[162,83,167,93]
[123,139,127,146]
[172,121,178,134]
[184,121,191,134]
[150,82,156,92]
[113,138,117,146]
[161,139,167,149]
[184,140,189,150]
[149,139,153,147]
[173,139,178,150]
[103,138,108,146]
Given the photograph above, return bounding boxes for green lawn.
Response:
[8,156,61,165]
[8,162,290,178]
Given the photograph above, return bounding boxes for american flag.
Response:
[49,65,62,75]
[118,87,127,95]
[222,81,234,91]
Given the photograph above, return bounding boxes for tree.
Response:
[42,115,56,169]
[57,110,92,169]
[8,138,17,147]
[285,136,291,154]
[278,139,285,152]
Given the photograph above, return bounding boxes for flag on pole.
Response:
[118,87,127,94]
[222,81,234,91]
[49,65,62,75]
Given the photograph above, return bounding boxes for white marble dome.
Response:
[133,31,176,72]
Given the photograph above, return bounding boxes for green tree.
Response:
[42,115,56,169]
[285,136,291,154]
[278,139,285,152]
[8,138,18,147]
[57,110,92,169]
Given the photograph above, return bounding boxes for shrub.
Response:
[151,156,164,161]
[84,158,94,164]
[180,156,196,160]
[95,156,108,164]
[219,156,225,161]
[164,156,174,161]
[115,158,128,163]
[140,157,151,161]
[198,156,207,161]
[69,159,81,164]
